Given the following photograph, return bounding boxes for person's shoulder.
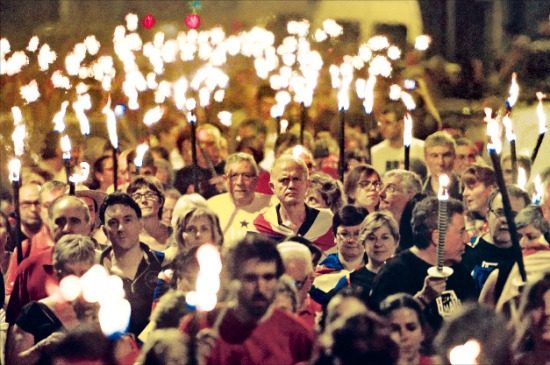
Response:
[18,247,53,272]
[207,192,231,206]
[370,139,389,152]
[270,308,312,334]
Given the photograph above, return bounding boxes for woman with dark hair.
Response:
[344,164,381,213]
[306,172,346,215]
[380,293,434,365]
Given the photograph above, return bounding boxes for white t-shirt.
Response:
[370,138,424,174]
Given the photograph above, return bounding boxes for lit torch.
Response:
[60,135,75,194]
[531,92,547,163]
[532,175,543,206]
[103,96,119,191]
[427,174,454,278]
[133,143,149,174]
[502,114,518,184]
[401,91,416,171]
[69,162,90,190]
[9,158,23,263]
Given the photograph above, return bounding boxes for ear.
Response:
[269,180,275,192]
[430,229,439,247]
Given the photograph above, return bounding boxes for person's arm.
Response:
[7,324,64,365]
[478,268,498,307]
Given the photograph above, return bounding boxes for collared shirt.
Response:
[100,243,164,336]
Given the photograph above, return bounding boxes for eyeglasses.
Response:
[379,184,402,194]
[294,274,310,290]
[20,201,40,209]
[358,180,382,190]
[228,172,256,181]
[490,207,518,219]
[131,191,158,201]
[338,231,362,241]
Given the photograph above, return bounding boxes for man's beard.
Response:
[23,220,42,234]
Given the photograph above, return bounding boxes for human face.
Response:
[379,176,415,219]
[531,289,550,345]
[488,194,526,248]
[443,213,469,265]
[336,224,365,262]
[49,199,91,242]
[305,188,328,210]
[0,215,8,251]
[378,112,402,142]
[98,158,115,188]
[58,261,94,279]
[502,159,527,185]
[19,184,42,229]
[425,145,455,178]
[102,204,142,252]
[284,260,313,305]
[388,307,424,363]
[197,129,221,166]
[182,216,214,247]
[79,197,96,227]
[270,161,310,207]
[40,188,67,227]
[226,161,258,206]
[518,224,543,249]
[130,188,162,219]
[454,145,477,176]
[462,180,493,216]
[161,196,177,226]
[364,225,397,268]
[238,258,278,319]
[351,173,381,212]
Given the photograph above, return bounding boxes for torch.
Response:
[532,175,543,206]
[427,174,454,278]
[485,108,527,283]
[502,114,518,184]
[531,92,547,163]
[60,135,75,195]
[186,98,199,194]
[133,143,149,175]
[103,97,119,191]
[9,159,23,264]
[401,91,416,171]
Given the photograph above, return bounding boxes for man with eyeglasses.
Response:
[461,185,530,292]
[251,155,335,252]
[311,205,368,305]
[207,153,272,248]
[179,235,313,365]
[370,103,424,174]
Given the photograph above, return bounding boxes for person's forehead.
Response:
[383,175,403,186]
[229,160,254,172]
[20,184,41,197]
[338,224,363,232]
[241,258,277,275]
[381,112,398,123]
[456,145,476,155]
[449,212,465,227]
[276,162,304,176]
[197,129,217,141]
[426,144,453,154]
[105,204,138,217]
[42,189,66,203]
[52,201,87,218]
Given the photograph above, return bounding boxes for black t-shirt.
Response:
[173,162,225,199]
[370,249,476,332]
[461,236,516,292]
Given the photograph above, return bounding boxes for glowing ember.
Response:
[506,72,519,109]
[8,159,21,182]
[415,35,432,51]
[536,91,547,134]
[134,143,149,168]
[103,97,119,149]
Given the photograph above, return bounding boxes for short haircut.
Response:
[93,155,112,174]
[256,83,276,101]
[173,206,223,248]
[49,195,91,224]
[226,234,284,281]
[197,123,221,146]
[270,155,309,183]
[333,205,369,235]
[99,192,142,224]
[501,153,532,177]
[361,211,400,244]
[150,289,188,329]
[40,180,69,202]
[308,173,346,214]
[487,185,530,211]
[381,102,407,122]
[277,274,299,312]
[277,241,313,275]
[344,164,380,204]
[127,176,166,219]
[224,152,259,176]
[515,205,549,232]
[461,165,496,188]
[383,169,422,195]
[379,293,426,328]
[424,131,457,154]
[455,137,479,154]
[411,196,464,249]
[53,234,97,275]
[239,118,267,136]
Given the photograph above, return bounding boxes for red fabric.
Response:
[5,225,54,295]
[6,248,56,324]
[296,296,322,332]
[180,307,313,365]
[255,170,273,195]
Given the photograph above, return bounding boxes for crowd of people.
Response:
[0,91,549,364]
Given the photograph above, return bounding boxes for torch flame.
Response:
[448,339,481,365]
[506,72,519,109]
[438,174,450,201]
[517,167,527,190]
[186,243,222,311]
[401,91,416,111]
[502,114,516,142]
[536,91,547,134]
[143,105,164,127]
[11,107,26,157]
[60,135,72,160]
[532,175,543,205]
[134,143,149,168]
[52,101,69,133]
[484,108,502,154]
[8,158,21,182]
[102,97,118,149]
[403,113,413,147]
[69,162,90,184]
[363,74,376,114]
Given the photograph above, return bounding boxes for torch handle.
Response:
[339,109,346,183]
[12,180,23,264]
[300,103,306,145]
[437,199,447,272]
[531,133,545,164]
[112,147,118,192]
[510,140,517,185]
[489,150,527,282]
[404,146,410,171]
[191,120,199,194]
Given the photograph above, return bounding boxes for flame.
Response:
[517,167,527,190]
[532,175,543,205]
[51,70,71,89]
[73,100,90,136]
[506,72,519,109]
[8,158,21,182]
[102,97,118,149]
[536,91,547,134]
[27,36,39,52]
[37,44,57,71]
[69,162,90,184]
[403,113,413,147]
[448,339,481,365]
[143,105,164,127]
[322,19,343,38]
[502,114,516,142]
[133,143,149,168]
[484,108,502,154]
[20,80,40,103]
[415,35,431,51]
[401,91,416,110]
[218,111,232,127]
[11,107,26,157]
[280,119,289,133]
[363,74,376,114]
[438,174,450,201]
[186,244,222,311]
[60,135,72,160]
[52,101,69,133]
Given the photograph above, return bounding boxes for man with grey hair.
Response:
[6,195,92,325]
[422,131,462,201]
[379,169,422,226]
[277,241,321,331]
[251,155,335,252]
[173,123,226,199]
[207,153,272,249]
